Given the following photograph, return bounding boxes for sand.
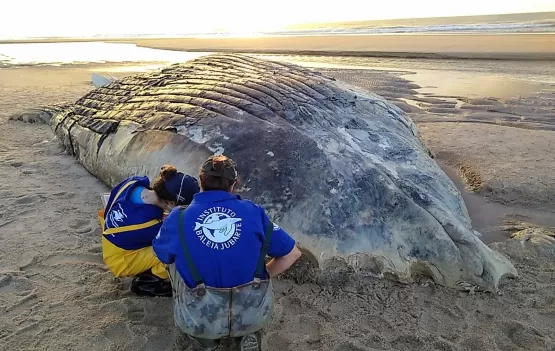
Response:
[124,34,555,61]
[1,56,555,351]
[3,34,555,60]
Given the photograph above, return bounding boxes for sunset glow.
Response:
[1,0,554,38]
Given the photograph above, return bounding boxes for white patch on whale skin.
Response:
[336,126,399,179]
[378,138,391,150]
[267,151,274,157]
[330,188,338,194]
[175,125,225,155]
[208,143,224,155]
[176,125,221,144]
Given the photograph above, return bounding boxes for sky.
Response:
[1,0,554,37]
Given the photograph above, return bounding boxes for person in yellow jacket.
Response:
[98,165,200,297]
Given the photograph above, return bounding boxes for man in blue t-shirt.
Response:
[153,154,301,350]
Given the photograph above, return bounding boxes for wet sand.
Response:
[1,59,555,350]
[3,34,555,60]
[125,34,555,60]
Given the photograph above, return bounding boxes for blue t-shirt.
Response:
[103,176,163,250]
[152,190,296,288]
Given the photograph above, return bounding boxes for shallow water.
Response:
[440,163,555,244]
[398,69,553,99]
[0,42,209,65]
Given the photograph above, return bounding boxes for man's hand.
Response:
[266,245,302,278]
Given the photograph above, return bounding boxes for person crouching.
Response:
[153,155,302,350]
[99,165,200,297]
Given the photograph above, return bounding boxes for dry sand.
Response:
[1,58,555,351]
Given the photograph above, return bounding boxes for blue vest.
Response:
[103,176,164,250]
[153,190,297,288]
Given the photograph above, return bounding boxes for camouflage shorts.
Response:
[167,264,275,340]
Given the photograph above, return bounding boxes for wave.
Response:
[264,21,555,36]
[1,20,554,42]
[124,20,555,37]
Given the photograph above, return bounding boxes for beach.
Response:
[3,33,555,60]
[1,35,555,350]
[124,33,555,60]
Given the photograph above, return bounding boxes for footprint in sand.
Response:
[390,334,428,351]
[293,315,322,345]
[460,336,493,350]
[333,341,370,351]
[20,169,38,175]
[56,236,79,249]
[38,252,104,266]
[88,245,102,253]
[14,194,41,205]
[69,219,93,234]
[141,333,174,351]
[140,300,175,327]
[0,274,13,288]
[499,320,548,350]
[127,305,146,323]
[101,321,134,346]
[0,275,38,313]
[52,191,76,199]
[263,332,292,351]
[17,251,39,270]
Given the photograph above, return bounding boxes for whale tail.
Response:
[194,222,202,231]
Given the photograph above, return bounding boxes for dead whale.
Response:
[11,53,517,291]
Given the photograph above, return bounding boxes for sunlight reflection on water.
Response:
[0,42,209,65]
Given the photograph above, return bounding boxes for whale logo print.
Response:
[195,218,242,234]
[195,215,243,242]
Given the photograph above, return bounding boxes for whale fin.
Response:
[194,222,202,231]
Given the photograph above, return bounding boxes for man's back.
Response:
[153,190,296,288]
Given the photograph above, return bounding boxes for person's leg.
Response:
[98,208,168,279]
[118,246,172,297]
[115,245,168,278]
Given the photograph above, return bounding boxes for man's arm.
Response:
[262,214,302,277]
[152,208,180,264]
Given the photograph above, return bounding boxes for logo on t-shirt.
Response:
[194,207,243,250]
[107,203,127,228]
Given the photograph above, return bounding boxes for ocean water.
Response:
[0,12,553,40]
[269,11,555,36]
[0,42,209,66]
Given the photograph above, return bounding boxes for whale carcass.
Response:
[13,53,517,291]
